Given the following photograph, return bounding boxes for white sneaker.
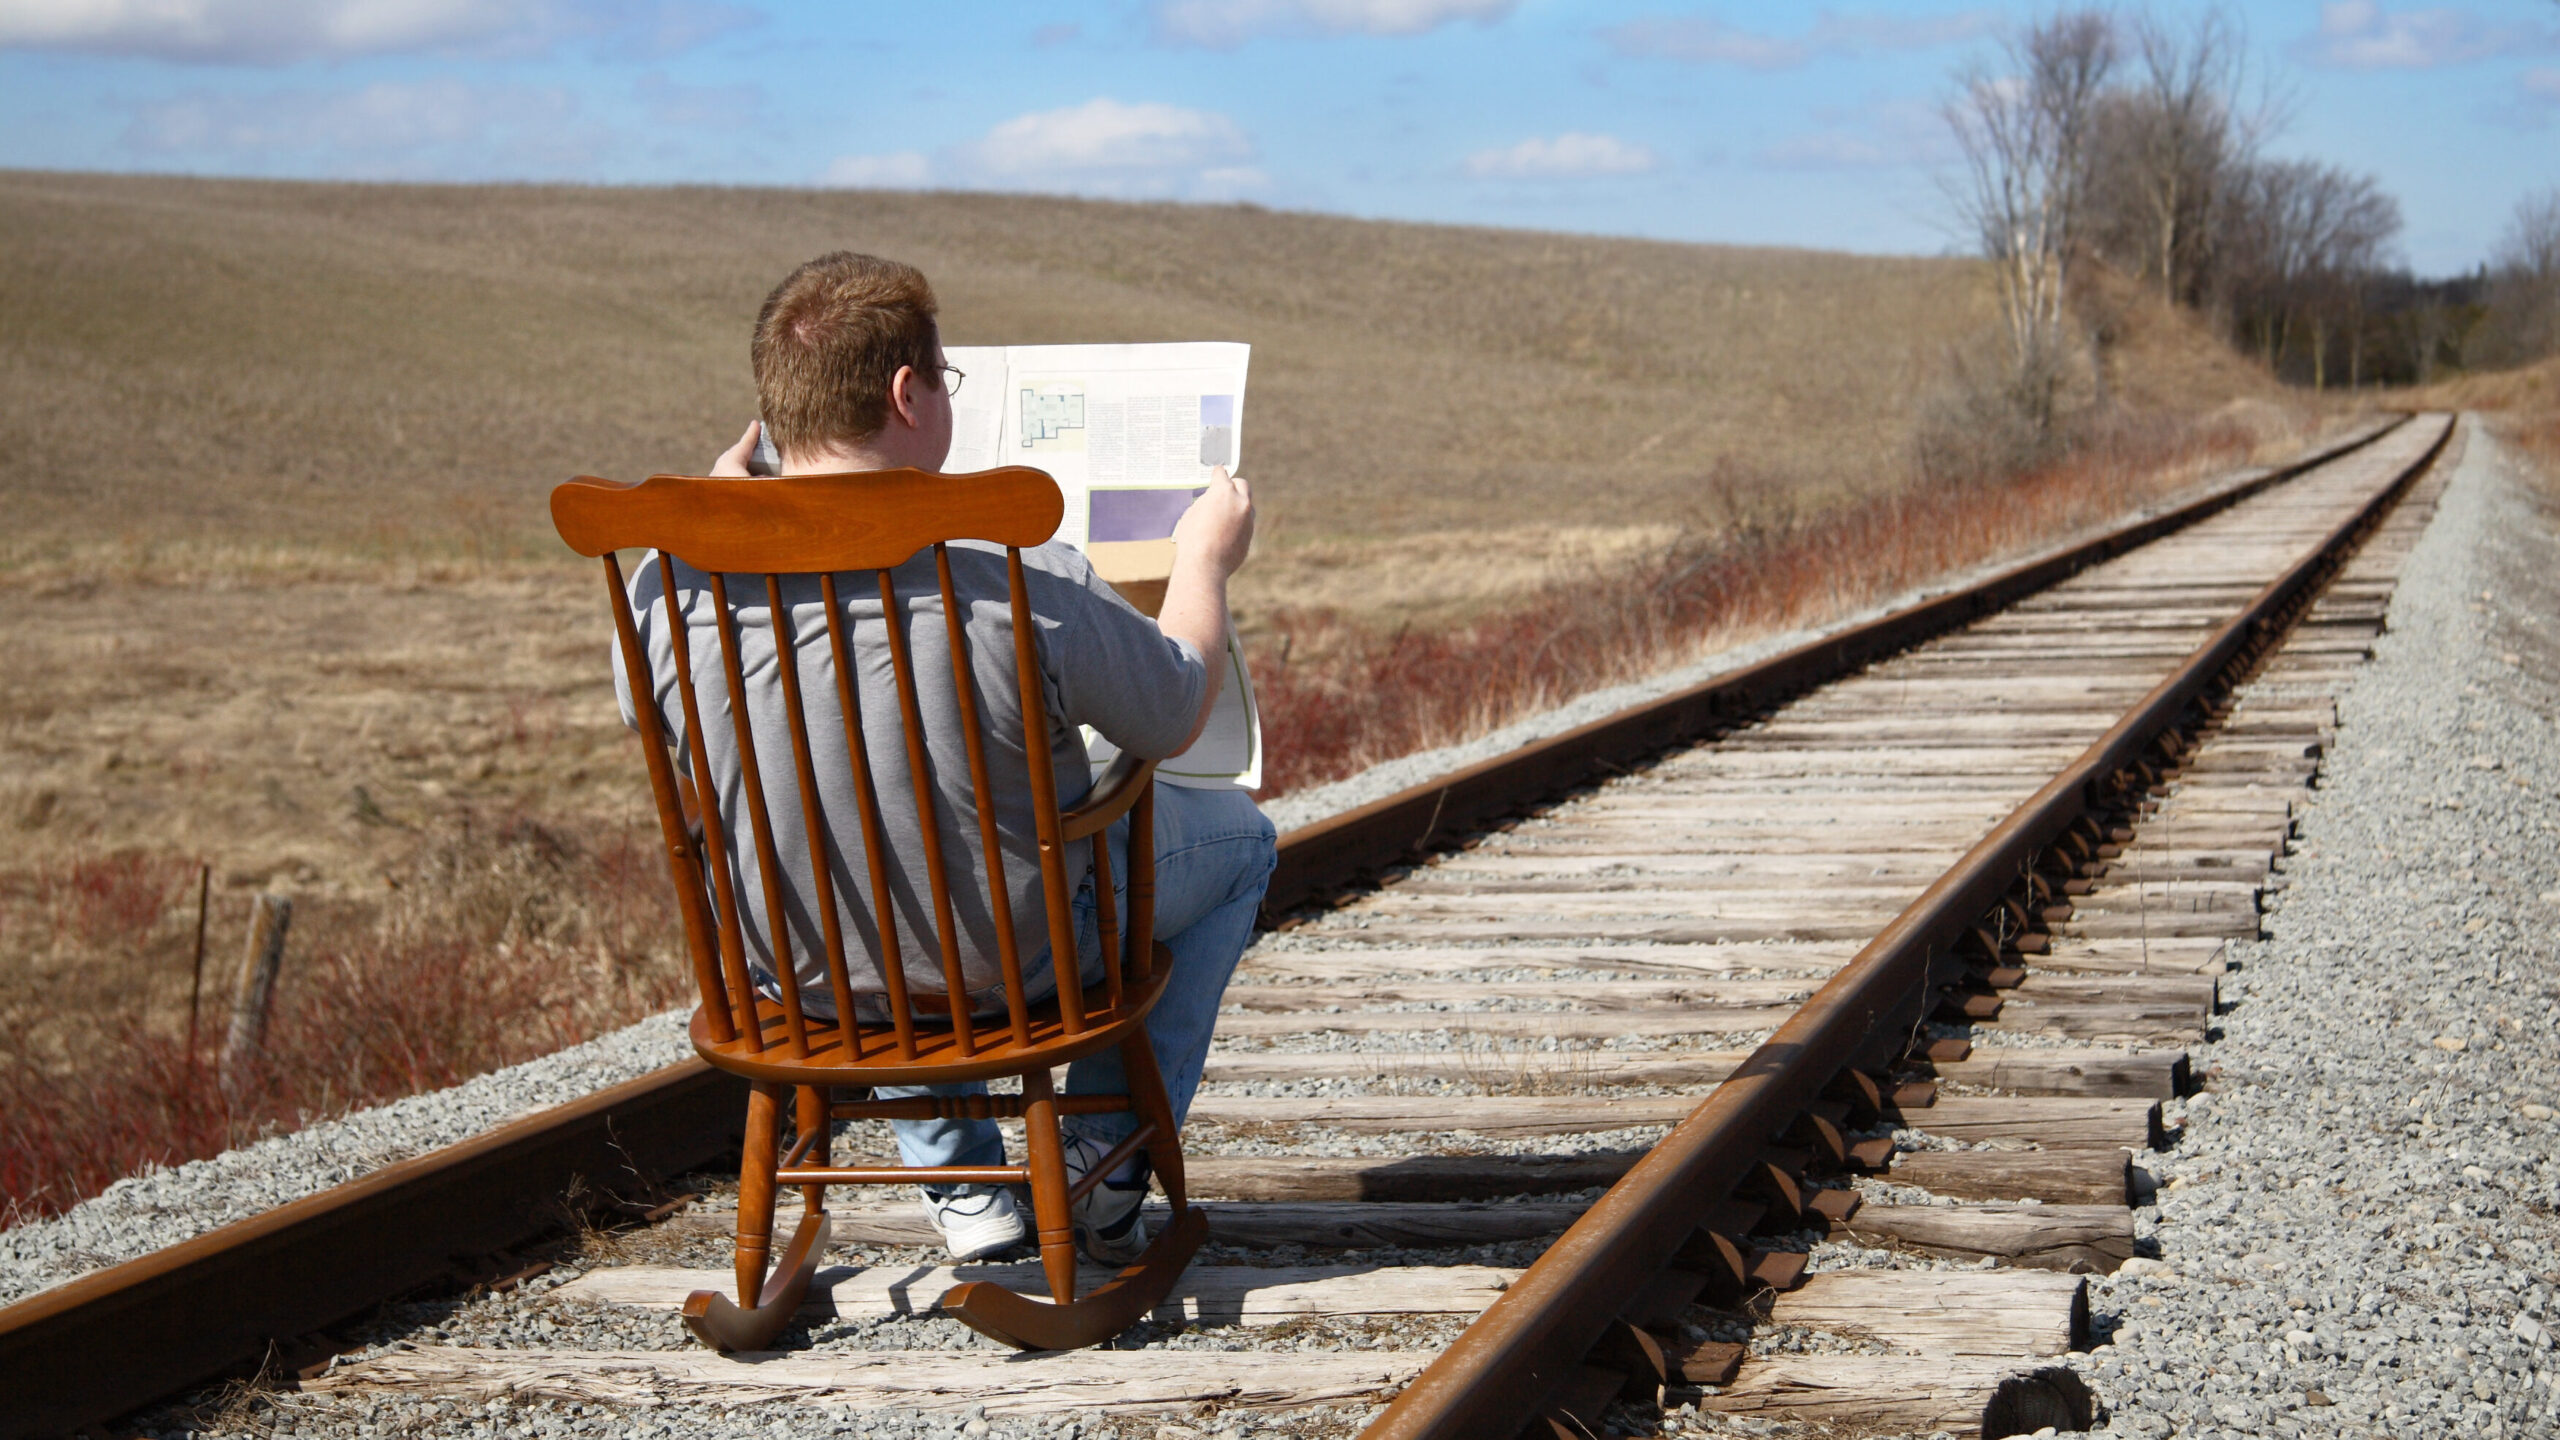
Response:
[1061,1129,1152,1266]
[919,1185,1029,1263]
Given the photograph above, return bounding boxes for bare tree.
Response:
[2303,168,2400,389]
[2481,186,2560,364]
[2117,9,2267,306]
[1945,10,2118,433]
[2221,158,2400,386]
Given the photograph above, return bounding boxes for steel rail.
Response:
[1360,412,2455,1440]
[0,1066,742,1438]
[0,418,2407,1439]
[1260,418,2406,920]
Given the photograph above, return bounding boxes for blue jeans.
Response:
[880,783,1276,1183]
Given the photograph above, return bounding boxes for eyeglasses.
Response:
[938,362,966,397]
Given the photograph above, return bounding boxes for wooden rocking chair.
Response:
[550,465,1204,1354]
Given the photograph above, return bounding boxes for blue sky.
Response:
[1,1,2552,273]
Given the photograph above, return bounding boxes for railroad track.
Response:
[0,413,2458,1440]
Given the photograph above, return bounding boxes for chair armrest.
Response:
[1060,752,1158,842]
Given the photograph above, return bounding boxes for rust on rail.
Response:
[0,417,2413,1440]
[1263,418,2407,919]
[1359,412,2452,1440]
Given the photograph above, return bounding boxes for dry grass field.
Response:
[0,169,2325,1217]
[2413,354,2560,467]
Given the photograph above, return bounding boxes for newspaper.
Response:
[943,342,1261,792]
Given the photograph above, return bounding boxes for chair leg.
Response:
[942,1040,1208,1352]
[1118,1032,1187,1214]
[795,1085,831,1213]
[734,1081,782,1308]
[682,1080,832,1353]
[1018,1068,1078,1305]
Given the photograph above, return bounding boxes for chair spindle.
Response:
[602,554,736,1044]
[1091,835,1124,1010]
[1129,782,1158,984]
[874,566,979,1057]
[657,560,764,1049]
[932,543,1036,1049]
[818,575,918,1062]
[706,572,813,1060]
[1004,547,1087,1036]
[765,576,864,1049]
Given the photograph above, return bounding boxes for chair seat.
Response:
[690,949,1172,1088]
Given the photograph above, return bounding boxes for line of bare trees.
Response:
[1942,7,2519,421]
[2479,187,2560,370]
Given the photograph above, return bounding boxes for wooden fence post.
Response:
[220,893,292,1102]
[185,863,211,1063]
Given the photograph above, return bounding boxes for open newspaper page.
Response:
[944,342,1261,792]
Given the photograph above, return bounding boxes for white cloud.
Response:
[2479,65,2560,130]
[2516,66,2560,123]
[0,0,755,65]
[822,150,931,188]
[600,1,759,61]
[956,97,1254,193]
[1602,10,1996,70]
[121,78,602,173]
[1463,132,1656,180]
[2300,2,2548,70]
[1154,0,1513,49]
[826,99,1265,200]
[1756,98,1952,170]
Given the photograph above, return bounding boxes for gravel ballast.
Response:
[0,1012,694,1308]
[2050,422,2560,1439]
[0,444,2337,1313]
[11,422,2472,1440]
[1255,449,2337,835]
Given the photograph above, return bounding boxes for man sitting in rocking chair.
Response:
[622,251,1276,1265]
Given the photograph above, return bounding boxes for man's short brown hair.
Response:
[752,252,941,456]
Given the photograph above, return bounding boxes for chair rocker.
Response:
[551,464,1205,1354]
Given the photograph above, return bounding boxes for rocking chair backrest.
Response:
[552,466,1150,1064]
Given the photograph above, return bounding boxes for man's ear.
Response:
[887,364,920,431]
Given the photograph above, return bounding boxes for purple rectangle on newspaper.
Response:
[1088,487,1205,543]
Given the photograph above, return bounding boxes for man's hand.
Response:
[1158,467,1256,749]
[1172,467,1255,579]
[710,419,761,477]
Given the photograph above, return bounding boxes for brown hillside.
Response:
[0,172,2340,1219]
[0,169,2307,985]
[5,171,2039,597]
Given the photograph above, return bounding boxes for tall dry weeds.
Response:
[0,816,685,1224]
[0,173,2335,1227]
[1253,408,2267,795]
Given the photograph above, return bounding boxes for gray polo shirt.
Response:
[614,539,1206,1016]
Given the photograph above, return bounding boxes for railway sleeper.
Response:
[42,423,2454,1439]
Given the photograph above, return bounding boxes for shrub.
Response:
[1253,409,2256,797]
[0,819,686,1224]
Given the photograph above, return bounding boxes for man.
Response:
[624,251,1274,1265]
